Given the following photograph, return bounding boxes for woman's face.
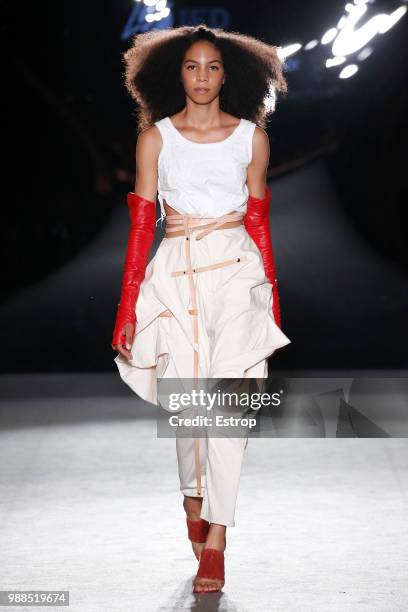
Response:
[180,41,225,103]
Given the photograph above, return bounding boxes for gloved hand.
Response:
[244,184,282,329]
[111,192,156,350]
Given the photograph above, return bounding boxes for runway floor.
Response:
[1,374,407,611]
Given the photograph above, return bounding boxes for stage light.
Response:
[337,16,349,29]
[378,6,407,33]
[332,5,405,57]
[339,64,359,78]
[325,56,346,68]
[321,28,338,44]
[304,40,319,50]
[278,43,302,59]
[357,46,373,60]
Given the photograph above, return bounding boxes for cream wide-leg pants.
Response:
[114,214,292,528]
[166,360,267,527]
[177,431,248,527]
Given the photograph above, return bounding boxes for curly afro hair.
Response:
[123,23,288,131]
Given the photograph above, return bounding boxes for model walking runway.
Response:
[111,23,291,593]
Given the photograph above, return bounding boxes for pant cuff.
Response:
[199,509,236,527]
[181,487,205,497]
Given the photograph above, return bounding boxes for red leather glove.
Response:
[244,184,282,329]
[111,192,156,350]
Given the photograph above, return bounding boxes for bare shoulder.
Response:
[136,124,162,159]
[253,125,269,150]
[249,125,269,166]
[133,124,161,195]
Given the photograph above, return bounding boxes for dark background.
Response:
[1,0,407,372]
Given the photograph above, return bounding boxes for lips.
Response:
[194,87,209,92]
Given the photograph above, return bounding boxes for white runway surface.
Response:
[1,374,408,611]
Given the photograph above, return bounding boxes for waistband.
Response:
[164,210,245,240]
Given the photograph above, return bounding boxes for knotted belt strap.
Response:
[165,210,245,240]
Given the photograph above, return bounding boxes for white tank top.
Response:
[154,116,256,227]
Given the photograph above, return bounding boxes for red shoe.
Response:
[186,517,210,560]
[186,517,210,543]
[193,548,225,593]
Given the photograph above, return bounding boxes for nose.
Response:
[197,71,208,82]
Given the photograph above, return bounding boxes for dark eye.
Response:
[210,66,219,71]
[186,65,195,70]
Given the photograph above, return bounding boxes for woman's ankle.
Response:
[183,495,203,520]
[205,524,227,552]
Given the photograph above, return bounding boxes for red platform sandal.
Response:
[186,517,210,561]
[193,547,225,593]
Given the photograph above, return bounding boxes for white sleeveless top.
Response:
[154,116,256,227]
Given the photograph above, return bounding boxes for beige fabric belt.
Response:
[160,210,246,496]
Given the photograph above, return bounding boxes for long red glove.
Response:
[244,184,282,329]
[111,192,156,350]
